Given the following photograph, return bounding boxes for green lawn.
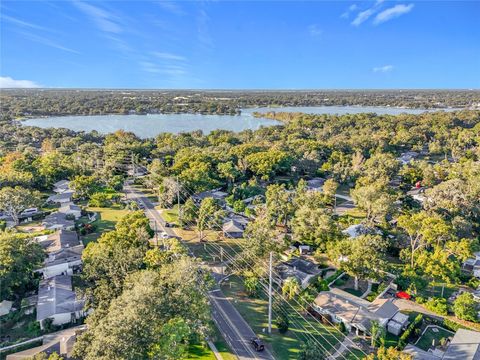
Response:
[185,344,216,359]
[160,205,180,224]
[415,326,454,351]
[81,206,130,245]
[221,276,342,360]
[417,282,458,300]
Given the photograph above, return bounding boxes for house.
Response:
[36,230,83,279]
[463,252,480,278]
[59,202,82,220]
[222,219,245,238]
[443,328,480,359]
[192,189,229,205]
[387,311,410,336]
[36,275,85,329]
[276,257,322,289]
[6,325,86,360]
[306,177,326,192]
[342,224,382,239]
[407,187,427,203]
[47,190,75,204]
[53,180,70,193]
[42,212,75,230]
[313,288,399,336]
[397,151,419,165]
[404,329,480,360]
[0,300,13,317]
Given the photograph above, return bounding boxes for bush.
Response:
[424,297,449,316]
[0,220,6,231]
[467,277,480,289]
[453,292,478,322]
[314,278,330,292]
[398,314,423,349]
[337,321,347,334]
[276,314,289,334]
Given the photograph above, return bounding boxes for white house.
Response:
[36,275,85,329]
[397,151,419,165]
[407,187,427,203]
[36,230,83,279]
[463,252,480,278]
[59,202,82,220]
[313,288,399,336]
[47,190,74,204]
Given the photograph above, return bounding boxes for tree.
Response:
[0,186,41,225]
[265,184,295,228]
[292,205,338,250]
[365,346,412,360]
[245,149,291,180]
[328,235,388,290]
[322,178,338,205]
[180,198,197,228]
[73,258,211,360]
[197,197,224,241]
[0,233,44,300]
[81,211,152,309]
[244,273,262,298]
[276,313,289,334]
[28,352,64,360]
[397,211,452,270]
[70,175,98,200]
[351,181,396,224]
[453,292,478,322]
[217,161,240,186]
[157,177,182,208]
[370,320,385,348]
[297,340,325,360]
[282,277,300,300]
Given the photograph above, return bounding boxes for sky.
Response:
[0,0,479,89]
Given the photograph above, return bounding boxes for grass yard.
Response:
[417,282,458,300]
[80,206,130,245]
[184,324,236,360]
[221,276,342,360]
[415,326,454,351]
[185,344,216,359]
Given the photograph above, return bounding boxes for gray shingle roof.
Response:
[443,329,480,360]
[36,275,84,322]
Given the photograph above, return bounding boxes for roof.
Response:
[276,257,322,288]
[38,230,81,253]
[36,275,84,322]
[443,329,480,360]
[314,288,399,332]
[193,189,228,201]
[6,325,86,360]
[342,224,381,238]
[306,177,325,190]
[59,202,81,213]
[223,219,244,233]
[0,300,13,316]
[403,344,440,360]
[42,212,75,229]
[284,257,321,275]
[47,190,74,203]
[391,311,409,325]
[53,180,69,188]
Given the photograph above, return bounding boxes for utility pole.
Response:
[220,247,224,275]
[268,251,273,334]
[176,177,181,224]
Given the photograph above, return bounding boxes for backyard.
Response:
[415,325,454,351]
[80,206,130,245]
[221,275,343,360]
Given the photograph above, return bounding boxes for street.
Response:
[123,181,275,360]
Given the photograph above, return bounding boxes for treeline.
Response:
[1,89,479,119]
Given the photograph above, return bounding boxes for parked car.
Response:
[251,337,265,352]
[20,207,38,216]
[160,231,169,239]
[165,222,174,228]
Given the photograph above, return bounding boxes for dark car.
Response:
[251,337,265,352]
[165,222,174,228]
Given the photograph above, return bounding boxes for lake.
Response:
[22,106,456,138]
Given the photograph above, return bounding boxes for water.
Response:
[22,106,456,138]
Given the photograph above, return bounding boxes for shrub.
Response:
[424,297,449,316]
[398,314,423,349]
[276,314,289,334]
[453,292,478,322]
[337,321,347,334]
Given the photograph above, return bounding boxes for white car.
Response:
[160,231,169,239]
[20,208,38,216]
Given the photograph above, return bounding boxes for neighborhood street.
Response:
[123,181,275,360]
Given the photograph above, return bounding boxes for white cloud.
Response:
[341,4,358,19]
[351,8,376,26]
[73,1,123,33]
[373,65,394,73]
[152,52,187,61]
[308,24,323,37]
[156,1,185,16]
[374,4,414,25]
[2,14,49,31]
[0,76,41,88]
[18,31,80,54]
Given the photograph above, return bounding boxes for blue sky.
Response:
[1,1,479,89]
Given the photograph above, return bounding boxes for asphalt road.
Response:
[123,181,275,360]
